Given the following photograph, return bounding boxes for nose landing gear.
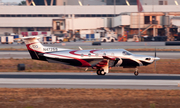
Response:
[134,68,139,76]
[97,69,106,75]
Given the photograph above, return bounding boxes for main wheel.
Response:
[101,71,106,75]
[97,69,101,75]
[134,71,139,76]
[96,69,106,75]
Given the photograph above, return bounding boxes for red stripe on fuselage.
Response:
[90,50,100,54]
[69,50,88,56]
[26,42,39,51]
[69,50,100,56]
[26,43,91,67]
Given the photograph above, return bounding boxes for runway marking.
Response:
[0,79,179,86]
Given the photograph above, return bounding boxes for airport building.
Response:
[26,0,180,6]
[0,0,180,39]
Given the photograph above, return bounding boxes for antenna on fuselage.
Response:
[79,46,83,50]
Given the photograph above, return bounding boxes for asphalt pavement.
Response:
[0,42,180,90]
[0,72,180,90]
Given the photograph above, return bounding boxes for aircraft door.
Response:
[56,22,60,30]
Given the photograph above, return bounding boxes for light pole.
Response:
[152,0,154,12]
[137,0,144,38]
[114,0,116,17]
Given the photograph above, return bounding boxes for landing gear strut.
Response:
[97,69,106,75]
[134,68,139,76]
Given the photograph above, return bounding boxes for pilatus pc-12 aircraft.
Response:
[23,36,160,76]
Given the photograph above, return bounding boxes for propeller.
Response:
[154,48,157,71]
[155,47,156,58]
[154,48,160,72]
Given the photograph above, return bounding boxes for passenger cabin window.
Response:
[95,53,99,57]
[122,51,132,55]
[103,53,106,56]
[81,54,84,57]
[88,53,91,57]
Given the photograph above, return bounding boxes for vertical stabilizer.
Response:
[23,36,46,60]
[22,36,69,61]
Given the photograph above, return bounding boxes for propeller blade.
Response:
[154,48,157,72]
[154,48,156,57]
[154,61,156,71]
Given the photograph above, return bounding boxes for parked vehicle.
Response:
[0,36,14,44]
[43,36,56,44]
[101,37,117,42]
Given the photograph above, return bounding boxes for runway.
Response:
[0,72,180,90]
[0,51,179,59]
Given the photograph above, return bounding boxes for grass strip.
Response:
[0,59,180,74]
[0,88,179,108]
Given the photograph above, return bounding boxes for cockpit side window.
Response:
[145,58,151,61]
[122,51,132,55]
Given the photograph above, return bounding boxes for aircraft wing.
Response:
[102,56,117,61]
[92,60,108,69]
[93,56,120,68]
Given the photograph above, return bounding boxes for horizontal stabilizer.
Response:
[21,36,40,40]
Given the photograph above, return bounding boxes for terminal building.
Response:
[26,0,180,5]
[0,0,180,39]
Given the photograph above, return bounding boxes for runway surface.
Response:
[0,51,179,59]
[0,72,180,90]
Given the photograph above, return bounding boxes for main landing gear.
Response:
[97,69,106,75]
[134,68,139,76]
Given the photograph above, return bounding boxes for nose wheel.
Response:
[97,69,106,75]
[134,68,139,76]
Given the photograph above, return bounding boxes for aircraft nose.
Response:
[154,57,160,61]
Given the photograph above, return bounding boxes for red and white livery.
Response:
[23,36,160,76]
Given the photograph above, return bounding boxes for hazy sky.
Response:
[2,0,23,3]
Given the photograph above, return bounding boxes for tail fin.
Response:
[23,36,47,60]
[22,36,68,60]
[137,0,144,12]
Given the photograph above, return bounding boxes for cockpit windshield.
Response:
[122,51,132,55]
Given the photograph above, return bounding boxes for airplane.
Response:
[22,36,160,76]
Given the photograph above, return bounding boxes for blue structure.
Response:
[33,0,56,5]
